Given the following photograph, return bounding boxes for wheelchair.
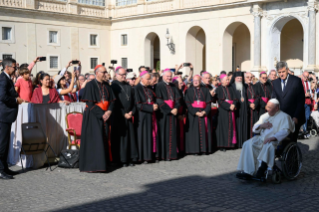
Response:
[237,137,302,184]
[264,138,302,184]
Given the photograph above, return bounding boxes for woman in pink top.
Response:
[15,67,33,102]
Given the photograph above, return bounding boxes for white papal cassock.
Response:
[237,111,295,176]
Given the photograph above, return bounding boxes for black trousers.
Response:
[291,122,302,142]
[0,122,11,171]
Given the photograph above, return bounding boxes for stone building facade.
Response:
[0,0,318,76]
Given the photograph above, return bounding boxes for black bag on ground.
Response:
[58,149,79,168]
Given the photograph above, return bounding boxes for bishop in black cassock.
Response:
[111,67,138,167]
[230,72,248,148]
[155,70,181,161]
[185,75,212,154]
[215,74,238,149]
[135,72,159,162]
[80,65,115,172]
[256,72,272,117]
[244,72,260,138]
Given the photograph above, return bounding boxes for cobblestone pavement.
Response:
[1,137,319,212]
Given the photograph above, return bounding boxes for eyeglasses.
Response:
[99,71,107,75]
[261,77,267,79]
[118,73,127,76]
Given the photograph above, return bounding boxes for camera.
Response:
[183,63,191,67]
[127,68,133,72]
[102,62,105,66]
[39,57,46,62]
[72,60,79,64]
[111,60,117,65]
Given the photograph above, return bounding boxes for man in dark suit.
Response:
[272,61,305,141]
[0,58,23,179]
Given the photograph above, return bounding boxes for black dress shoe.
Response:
[0,171,13,180]
[255,162,268,179]
[5,169,20,176]
[236,172,252,180]
[129,163,135,167]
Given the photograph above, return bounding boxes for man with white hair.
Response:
[135,71,159,163]
[185,75,212,154]
[236,99,295,179]
[155,69,181,161]
[215,73,238,150]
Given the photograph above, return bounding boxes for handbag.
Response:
[58,149,79,168]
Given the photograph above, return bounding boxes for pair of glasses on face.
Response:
[261,77,267,80]
[118,73,127,76]
[100,71,108,75]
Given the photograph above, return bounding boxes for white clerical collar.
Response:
[140,82,145,87]
[163,80,169,85]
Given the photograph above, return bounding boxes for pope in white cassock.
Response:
[236,98,295,179]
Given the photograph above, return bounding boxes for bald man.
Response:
[80,65,115,172]
[185,75,212,154]
[237,99,295,179]
[155,70,181,161]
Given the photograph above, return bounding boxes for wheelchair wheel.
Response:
[272,171,281,184]
[281,142,302,180]
[310,129,317,137]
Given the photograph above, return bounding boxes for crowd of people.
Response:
[0,57,315,177]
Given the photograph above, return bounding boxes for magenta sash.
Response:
[192,101,208,143]
[178,107,184,152]
[147,102,158,153]
[261,97,269,104]
[248,99,255,103]
[164,100,175,109]
[225,100,237,144]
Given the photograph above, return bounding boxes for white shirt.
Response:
[3,71,11,80]
[4,71,17,102]
[281,74,289,91]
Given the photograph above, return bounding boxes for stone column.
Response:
[251,4,263,74]
[306,0,318,72]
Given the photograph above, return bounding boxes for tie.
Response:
[282,79,286,91]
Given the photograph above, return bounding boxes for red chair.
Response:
[65,112,83,149]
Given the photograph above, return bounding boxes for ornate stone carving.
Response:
[0,0,23,7]
[36,0,67,12]
[78,6,105,17]
[307,1,318,12]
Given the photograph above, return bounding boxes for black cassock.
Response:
[255,82,272,117]
[215,85,238,148]
[155,81,181,160]
[185,86,212,154]
[135,83,159,161]
[111,80,138,164]
[245,83,260,138]
[230,83,248,148]
[79,80,115,172]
